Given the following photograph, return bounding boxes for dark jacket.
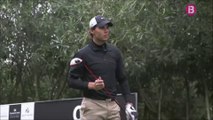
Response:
[68,41,131,102]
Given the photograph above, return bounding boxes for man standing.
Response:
[68,15,137,120]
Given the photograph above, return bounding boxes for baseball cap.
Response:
[89,15,113,29]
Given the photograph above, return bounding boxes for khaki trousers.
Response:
[80,97,121,120]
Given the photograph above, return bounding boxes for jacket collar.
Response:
[89,40,108,52]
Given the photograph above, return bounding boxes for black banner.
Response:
[9,104,21,120]
[1,93,137,120]
[35,93,137,120]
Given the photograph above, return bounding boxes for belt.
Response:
[85,97,115,101]
[104,98,114,102]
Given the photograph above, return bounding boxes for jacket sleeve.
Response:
[68,52,88,90]
[116,50,132,103]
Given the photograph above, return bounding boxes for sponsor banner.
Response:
[35,93,137,120]
[0,105,9,120]
[9,104,21,120]
[20,102,34,120]
[0,102,35,120]
[1,93,137,120]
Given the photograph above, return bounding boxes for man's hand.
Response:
[88,76,105,90]
[126,103,138,120]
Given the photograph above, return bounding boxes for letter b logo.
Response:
[186,4,197,16]
[188,6,194,14]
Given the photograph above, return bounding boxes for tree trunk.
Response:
[35,75,40,101]
[203,78,211,120]
[18,63,26,102]
[0,78,2,103]
[158,79,163,120]
[185,78,190,120]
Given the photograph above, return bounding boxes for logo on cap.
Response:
[89,15,113,28]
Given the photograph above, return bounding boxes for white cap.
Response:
[89,15,113,28]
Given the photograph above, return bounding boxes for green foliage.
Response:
[0,0,212,119]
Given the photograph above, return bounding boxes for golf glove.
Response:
[126,103,138,120]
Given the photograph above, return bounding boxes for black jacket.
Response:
[68,41,131,102]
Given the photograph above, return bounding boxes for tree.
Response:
[0,0,212,119]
